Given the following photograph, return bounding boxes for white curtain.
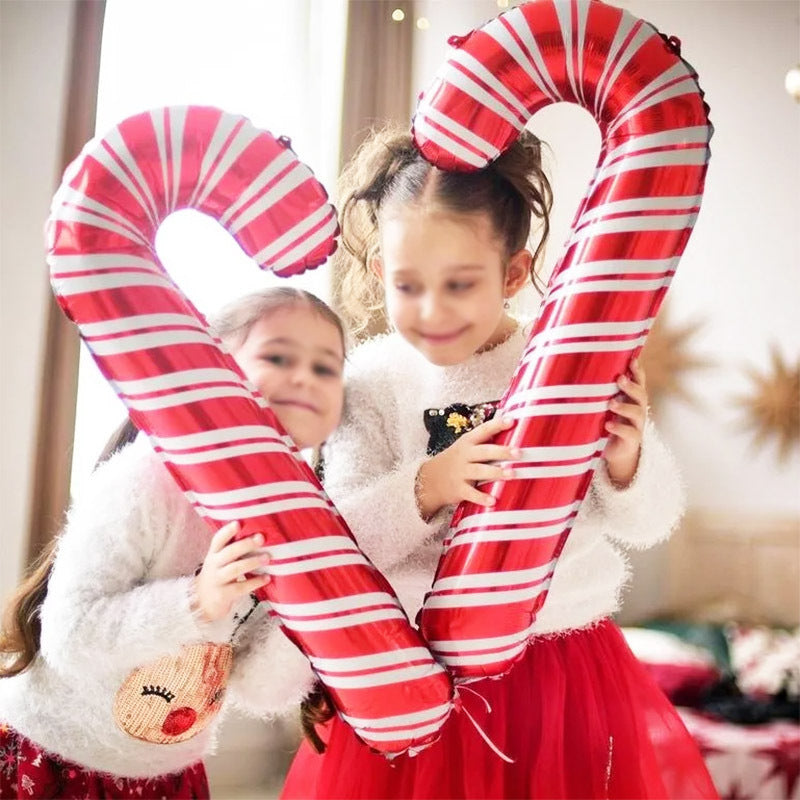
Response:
[71,0,348,494]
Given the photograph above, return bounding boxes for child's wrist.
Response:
[414,461,440,521]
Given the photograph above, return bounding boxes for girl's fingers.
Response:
[469,463,515,484]
[617,373,647,407]
[208,520,241,554]
[461,485,497,507]
[465,415,515,444]
[608,400,646,431]
[631,357,647,389]
[216,533,265,566]
[605,419,642,444]
[471,444,522,464]
[220,553,271,584]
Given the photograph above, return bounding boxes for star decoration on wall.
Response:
[733,346,800,462]
[639,307,713,408]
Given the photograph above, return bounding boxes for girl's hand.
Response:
[415,415,519,519]
[603,358,648,489]
[191,521,270,623]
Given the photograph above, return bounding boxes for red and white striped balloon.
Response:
[413,0,712,679]
[47,105,453,754]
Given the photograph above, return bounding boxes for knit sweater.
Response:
[0,437,312,779]
[323,323,686,635]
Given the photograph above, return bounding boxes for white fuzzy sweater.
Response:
[0,437,313,779]
[323,323,686,635]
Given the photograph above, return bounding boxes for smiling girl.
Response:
[0,288,345,799]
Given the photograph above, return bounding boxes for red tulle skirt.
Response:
[282,619,718,800]
[0,725,209,799]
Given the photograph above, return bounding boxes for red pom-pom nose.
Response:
[161,706,197,736]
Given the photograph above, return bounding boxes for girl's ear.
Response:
[504,249,533,299]
[369,255,384,280]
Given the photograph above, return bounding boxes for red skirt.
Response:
[0,725,209,799]
[282,619,718,799]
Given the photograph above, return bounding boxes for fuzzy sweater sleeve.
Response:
[323,368,444,574]
[40,443,236,677]
[577,418,686,549]
[226,604,316,718]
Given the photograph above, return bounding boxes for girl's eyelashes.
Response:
[261,352,292,367]
[313,363,340,378]
[447,281,475,293]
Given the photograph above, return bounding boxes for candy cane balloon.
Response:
[48,106,452,754]
[413,0,712,679]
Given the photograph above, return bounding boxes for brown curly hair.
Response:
[333,123,552,337]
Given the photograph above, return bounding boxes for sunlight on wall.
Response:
[70,0,346,495]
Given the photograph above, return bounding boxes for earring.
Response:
[503,298,511,310]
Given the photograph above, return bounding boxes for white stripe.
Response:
[413,113,488,169]
[450,47,530,119]
[89,329,215,356]
[320,663,444,691]
[165,441,292,465]
[483,17,560,104]
[446,519,575,550]
[517,442,604,461]
[280,607,406,632]
[501,7,561,100]
[54,271,174,296]
[269,592,398,619]
[428,623,538,653]
[578,195,702,226]
[595,16,650,119]
[187,113,249,208]
[267,213,340,274]
[597,147,708,183]
[52,205,147,247]
[219,148,295,227]
[268,553,371,576]
[605,127,710,163]
[228,161,312,235]
[267,535,360,559]
[355,717,448,743]
[423,580,551,609]
[169,106,186,212]
[439,58,525,132]
[310,647,435,674]
[505,400,610,418]
[342,702,451,731]
[186,480,318,508]
[455,502,581,533]
[150,108,171,215]
[82,313,201,337]
[97,127,160,227]
[416,105,499,161]
[550,257,679,289]
[527,318,654,346]
[48,252,157,274]
[572,211,697,243]
[255,206,337,268]
[438,641,527,667]
[521,334,649,360]
[431,560,555,592]
[507,383,618,403]
[609,73,700,138]
[113,368,244,394]
[504,461,597,480]
[126,385,256,411]
[153,425,284,451]
[51,187,149,246]
[198,496,331,521]
[545,278,670,304]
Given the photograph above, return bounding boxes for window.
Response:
[70,0,347,495]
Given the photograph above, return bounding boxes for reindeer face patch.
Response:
[113,643,232,744]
